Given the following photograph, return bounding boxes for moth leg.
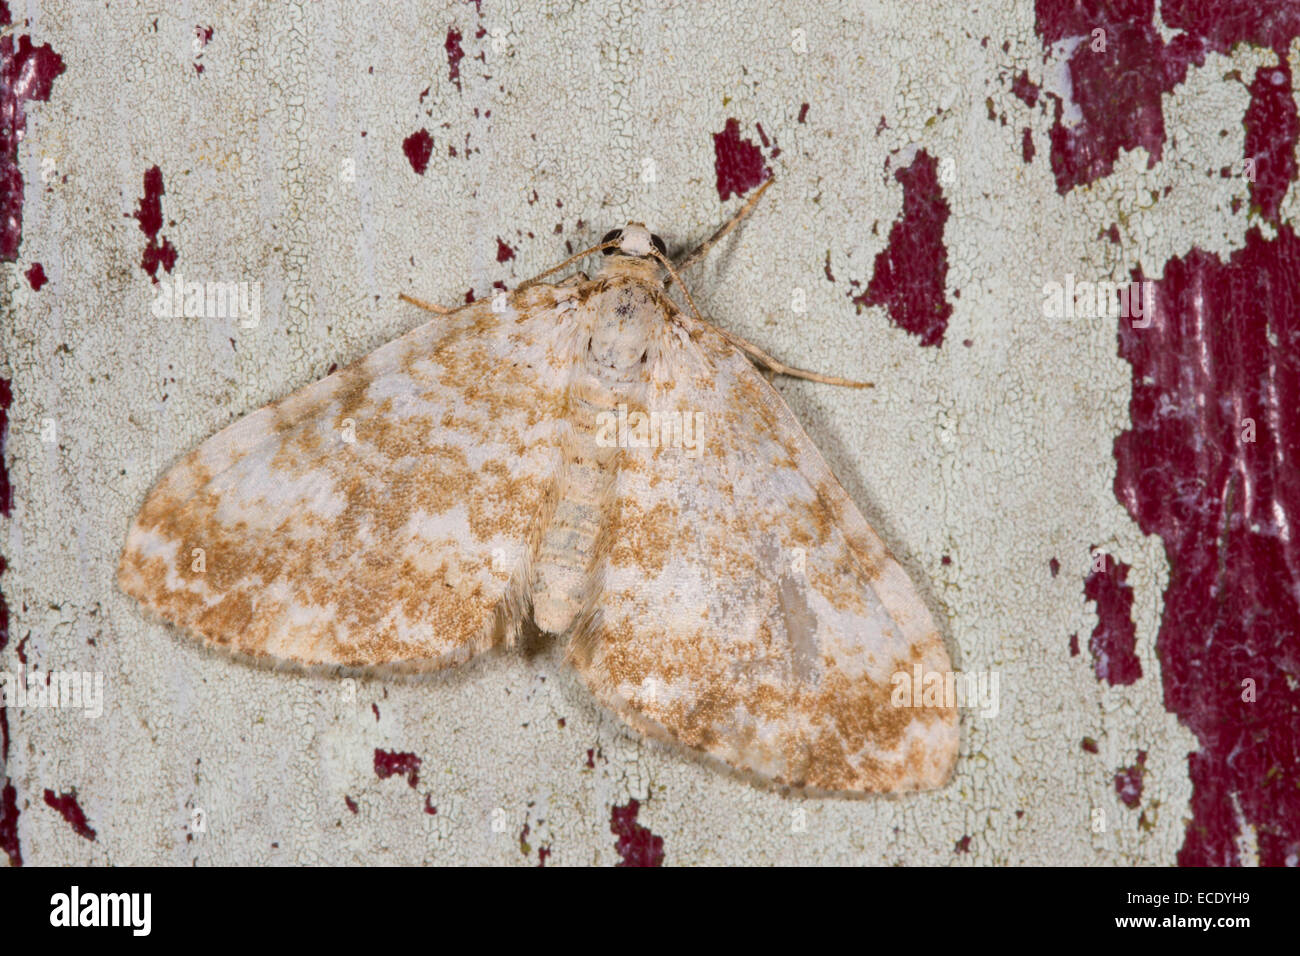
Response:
[669,177,773,282]
[700,316,874,389]
[398,293,452,315]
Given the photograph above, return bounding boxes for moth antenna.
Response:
[656,180,868,388]
[398,293,452,314]
[404,237,620,309]
[667,176,773,286]
[517,238,622,290]
[693,316,875,389]
[649,248,706,325]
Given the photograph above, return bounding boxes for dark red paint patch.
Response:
[1161,0,1300,53]
[1049,557,1060,577]
[1032,1,1214,194]
[954,834,971,853]
[1022,127,1035,164]
[423,795,437,815]
[1010,70,1040,108]
[0,779,18,865]
[1041,19,1188,193]
[445,28,464,92]
[0,376,11,518]
[1034,1,1300,196]
[852,150,952,348]
[712,117,769,201]
[0,372,11,864]
[1082,736,1099,753]
[610,799,663,867]
[495,237,515,263]
[24,261,44,289]
[797,102,809,123]
[1069,632,1080,657]
[0,17,66,261]
[1083,552,1142,686]
[1243,60,1297,224]
[43,788,95,841]
[1113,224,1300,867]
[344,795,358,814]
[373,749,421,788]
[403,128,434,175]
[1,671,17,866]
[133,165,177,281]
[1115,751,1148,809]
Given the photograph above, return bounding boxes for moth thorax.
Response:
[597,256,662,283]
[585,285,659,378]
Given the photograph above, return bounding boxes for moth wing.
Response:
[571,316,958,792]
[119,287,580,669]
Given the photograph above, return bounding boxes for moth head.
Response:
[601,223,667,260]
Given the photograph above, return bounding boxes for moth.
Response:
[119,181,958,793]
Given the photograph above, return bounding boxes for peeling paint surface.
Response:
[1,0,1297,865]
[1243,60,1297,223]
[1084,554,1142,686]
[610,799,664,867]
[133,165,177,281]
[712,117,770,201]
[1116,226,1300,866]
[42,787,95,840]
[0,3,65,261]
[402,128,434,175]
[851,150,952,347]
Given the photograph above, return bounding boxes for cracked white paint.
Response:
[9,0,1285,864]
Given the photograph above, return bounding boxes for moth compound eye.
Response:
[600,229,622,254]
[650,234,667,257]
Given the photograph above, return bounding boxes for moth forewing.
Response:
[118,293,572,670]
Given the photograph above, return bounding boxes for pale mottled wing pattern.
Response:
[571,315,958,793]
[118,285,579,669]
